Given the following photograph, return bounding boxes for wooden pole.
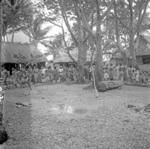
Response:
[92,67,99,98]
[0,1,3,78]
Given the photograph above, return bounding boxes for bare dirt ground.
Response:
[3,83,150,149]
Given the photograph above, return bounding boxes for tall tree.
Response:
[58,0,88,81]
[44,0,91,81]
[44,0,114,82]
[112,0,149,64]
[2,0,34,36]
[0,0,35,75]
[44,0,150,83]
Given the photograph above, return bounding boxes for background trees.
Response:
[44,0,114,82]
[111,0,149,64]
[0,0,35,74]
[40,0,150,83]
[2,0,34,37]
[1,0,150,83]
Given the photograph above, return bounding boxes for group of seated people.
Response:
[1,62,150,89]
[1,64,81,89]
[1,67,32,89]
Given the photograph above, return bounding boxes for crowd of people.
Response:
[1,64,81,89]
[103,63,150,84]
[1,62,150,89]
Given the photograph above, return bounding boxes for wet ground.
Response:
[3,83,150,149]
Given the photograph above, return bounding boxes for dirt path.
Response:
[3,84,150,149]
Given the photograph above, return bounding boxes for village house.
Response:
[136,35,150,71]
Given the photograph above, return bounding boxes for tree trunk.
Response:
[78,21,87,66]
[95,39,103,84]
[76,9,87,83]
[113,0,127,65]
[129,31,136,65]
[31,40,39,63]
[94,0,104,84]
[78,44,87,65]
[77,42,87,83]
[11,29,15,43]
[0,2,2,77]
[128,0,136,65]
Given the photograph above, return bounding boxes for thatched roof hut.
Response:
[1,42,47,63]
[136,35,150,71]
[136,35,150,56]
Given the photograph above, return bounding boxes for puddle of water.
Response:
[50,104,74,114]
[74,108,88,114]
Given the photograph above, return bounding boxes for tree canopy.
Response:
[2,0,150,82]
[2,0,35,35]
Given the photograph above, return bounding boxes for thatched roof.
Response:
[1,42,47,63]
[136,35,150,56]
[54,50,78,63]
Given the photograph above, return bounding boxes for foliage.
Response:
[23,15,52,41]
[2,0,34,35]
[110,0,150,61]
[2,0,150,82]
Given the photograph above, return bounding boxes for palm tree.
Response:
[3,0,34,36]
[23,15,52,41]
[23,14,52,50]
[0,0,35,76]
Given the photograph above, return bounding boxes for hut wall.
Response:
[139,64,150,72]
[136,56,143,65]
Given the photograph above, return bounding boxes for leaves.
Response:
[2,0,34,35]
[1,0,150,70]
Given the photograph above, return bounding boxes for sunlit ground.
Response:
[4,84,150,149]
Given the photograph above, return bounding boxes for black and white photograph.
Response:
[0,0,150,148]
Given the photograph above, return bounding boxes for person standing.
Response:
[135,69,140,83]
[109,64,114,80]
